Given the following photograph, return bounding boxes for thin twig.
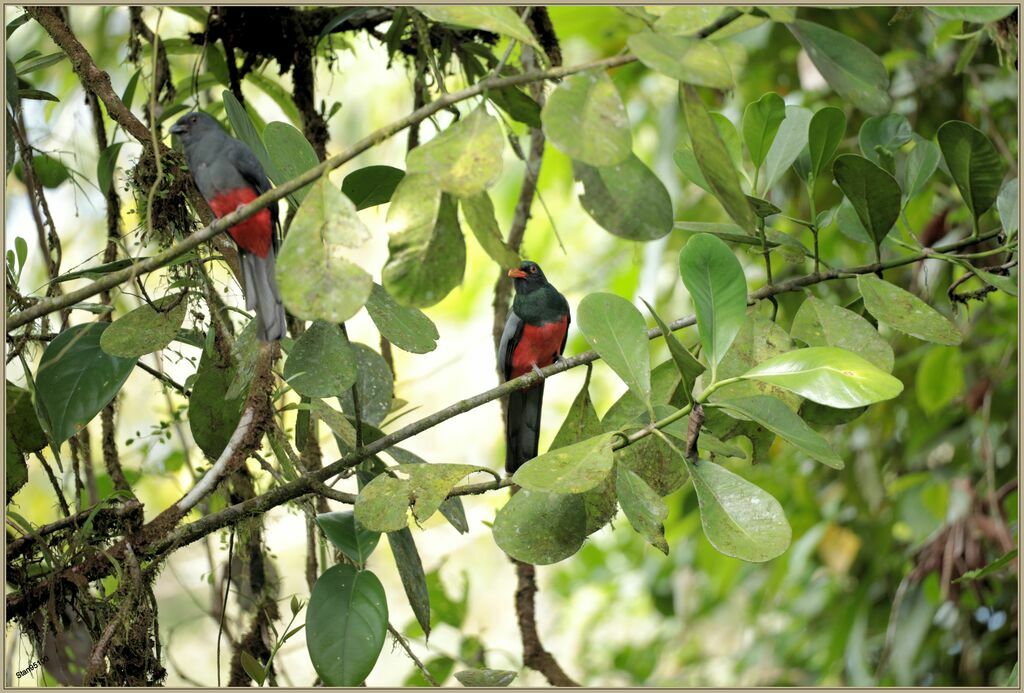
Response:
[388,623,439,686]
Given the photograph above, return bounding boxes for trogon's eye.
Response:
[529,266,537,273]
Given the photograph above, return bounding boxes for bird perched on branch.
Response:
[498,261,570,474]
[170,111,286,342]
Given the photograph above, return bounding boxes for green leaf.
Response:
[709,313,799,409]
[383,176,466,309]
[14,154,70,189]
[680,84,754,233]
[487,86,541,129]
[493,488,588,565]
[651,6,724,35]
[225,320,261,400]
[316,511,380,567]
[833,154,902,251]
[807,106,845,180]
[791,295,894,372]
[678,234,748,376]
[741,346,905,408]
[577,293,651,407]
[416,6,540,48]
[640,298,704,403]
[616,466,669,554]
[858,113,912,168]
[188,332,246,458]
[763,105,812,191]
[339,343,394,427]
[276,177,373,323]
[355,463,488,530]
[341,165,405,211]
[952,548,1018,583]
[222,90,281,194]
[6,432,27,503]
[513,432,616,494]
[283,321,357,398]
[248,72,303,128]
[7,381,47,454]
[686,457,791,562]
[857,274,963,345]
[387,528,431,638]
[572,154,673,241]
[240,651,266,686]
[100,294,187,359]
[35,324,137,444]
[713,395,844,469]
[263,121,319,203]
[454,669,517,687]
[407,106,504,197]
[673,144,712,193]
[937,120,1005,224]
[404,657,455,687]
[915,346,964,415]
[306,564,388,686]
[903,137,941,200]
[742,92,786,170]
[972,266,1018,297]
[365,283,439,354]
[96,142,124,196]
[460,192,521,267]
[997,177,1018,235]
[15,51,65,75]
[929,6,1015,22]
[628,32,737,89]
[787,19,892,115]
[542,70,631,167]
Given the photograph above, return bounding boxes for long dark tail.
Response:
[240,251,286,342]
[505,382,544,474]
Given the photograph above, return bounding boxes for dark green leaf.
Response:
[341,165,406,210]
[616,466,669,554]
[743,92,787,170]
[18,88,58,102]
[15,52,66,75]
[903,137,941,200]
[807,106,846,179]
[542,70,631,166]
[937,120,1004,223]
[316,511,380,566]
[96,142,124,196]
[14,154,70,189]
[572,154,673,241]
[858,274,963,345]
[356,463,487,530]
[460,192,521,267]
[708,313,798,408]
[240,651,266,686]
[915,346,964,415]
[787,19,892,115]
[7,381,48,454]
[188,331,246,458]
[640,298,704,403]
[100,294,187,359]
[263,121,319,203]
[365,283,439,354]
[36,324,137,444]
[387,528,431,638]
[284,321,357,398]
[858,113,911,168]
[6,12,30,39]
[338,343,394,427]
[577,292,651,406]
[487,86,541,128]
[493,488,588,565]
[6,431,27,503]
[306,564,388,686]
[833,154,902,249]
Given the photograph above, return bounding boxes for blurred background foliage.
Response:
[4,4,1017,687]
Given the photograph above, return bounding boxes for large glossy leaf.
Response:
[493,488,588,565]
[513,432,616,494]
[542,70,631,167]
[460,191,521,267]
[791,295,894,372]
[616,466,669,554]
[678,234,748,377]
[316,511,380,567]
[99,294,186,358]
[283,321,357,398]
[577,293,651,407]
[903,137,941,199]
[916,346,964,416]
[263,121,319,203]
[355,463,488,530]
[364,283,439,354]
[406,106,504,198]
[741,346,904,408]
[387,528,431,637]
[339,343,394,426]
[35,323,136,444]
[858,274,962,345]
[858,113,911,168]
[276,177,373,323]
[640,298,704,402]
[997,177,1018,235]
[417,6,540,48]
[383,175,465,308]
[787,19,891,115]
[572,155,673,241]
[628,32,736,89]
[833,154,901,249]
[341,165,405,210]
[680,84,754,233]
[686,457,791,562]
[714,395,844,469]
[937,120,1004,223]
[709,313,798,410]
[306,564,387,686]
[6,381,47,453]
[742,92,786,170]
[807,106,846,180]
[763,106,812,191]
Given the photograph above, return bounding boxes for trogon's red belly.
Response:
[209,187,272,258]
[510,315,569,379]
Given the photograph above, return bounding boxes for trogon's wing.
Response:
[560,310,570,355]
[498,309,524,381]
[228,141,280,249]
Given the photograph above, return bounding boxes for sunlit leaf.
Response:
[417,6,540,48]
[407,106,504,198]
[629,32,737,89]
[791,295,894,372]
[100,294,186,359]
[915,346,965,415]
[542,70,631,166]
[858,274,963,345]
[513,432,616,494]
[460,191,521,267]
[493,488,588,565]
[616,466,669,554]
[572,154,673,241]
[577,293,651,406]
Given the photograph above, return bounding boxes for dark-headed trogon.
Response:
[498,261,570,474]
[170,111,286,342]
